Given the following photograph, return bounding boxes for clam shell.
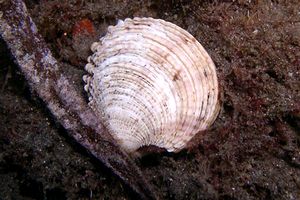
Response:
[83,17,219,152]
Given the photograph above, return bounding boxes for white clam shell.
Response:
[83,17,219,152]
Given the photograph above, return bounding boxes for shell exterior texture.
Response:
[83,17,219,152]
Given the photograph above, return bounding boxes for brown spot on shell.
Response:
[172,70,181,81]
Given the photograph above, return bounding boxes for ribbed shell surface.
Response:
[83,17,219,152]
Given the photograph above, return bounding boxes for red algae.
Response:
[72,18,96,38]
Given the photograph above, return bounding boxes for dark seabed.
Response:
[0,0,299,199]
